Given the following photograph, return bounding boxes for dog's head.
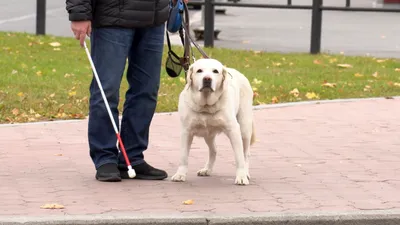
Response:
[186,58,228,93]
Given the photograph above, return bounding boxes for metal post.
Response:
[346,0,350,7]
[36,0,46,35]
[310,0,322,54]
[204,0,215,47]
[287,0,292,5]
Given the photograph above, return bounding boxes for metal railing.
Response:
[191,0,400,54]
[35,0,400,54]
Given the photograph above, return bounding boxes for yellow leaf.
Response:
[395,68,400,72]
[289,88,299,97]
[252,78,262,85]
[179,77,185,84]
[376,59,386,63]
[354,73,363,77]
[183,199,194,205]
[49,42,61,47]
[68,91,77,97]
[11,70,18,75]
[271,96,279,104]
[252,87,258,92]
[364,85,371,92]
[52,68,57,72]
[329,58,337,63]
[272,62,281,66]
[17,92,24,97]
[372,72,378,78]
[337,64,352,68]
[322,83,336,88]
[394,83,400,87]
[53,48,61,51]
[40,203,65,209]
[305,92,319,100]
[36,71,42,76]
[29,108,35,114]
[49,93,55,98]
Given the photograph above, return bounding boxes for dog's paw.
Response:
[171,173,187,182]
[197,168,212,176]
[235,169,250,185]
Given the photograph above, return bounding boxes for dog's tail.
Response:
[250,121,256,145]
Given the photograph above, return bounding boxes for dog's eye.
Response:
[213,69,219,73]
[197,69,203,73]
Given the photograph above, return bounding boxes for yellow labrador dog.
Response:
[171,58,256,185]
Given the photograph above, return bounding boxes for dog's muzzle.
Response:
[202,76,212,89]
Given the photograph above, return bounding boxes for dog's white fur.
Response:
[171,58,256,185]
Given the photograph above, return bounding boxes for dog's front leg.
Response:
[171,130,193,182]
[226,123,249,185]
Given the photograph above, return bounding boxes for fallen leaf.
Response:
[53,48,61,51]
[272,62,281,66]
[329,58,338,63]
[313,59,322,65]
[354,73,363,77]
[337,64,352,68]
[49,93,55,98]
[179,77,185,84]
[305,92,319,100]
[395,68,400,72]
[252,78,262,85]
[376,59,386,63]
[364,85,371,92]
[394,83,400,87]
[49,42,61,47]
[372,72,379,78]
[11,108,19,116]
[245,64,250,68]
[40,203,64,209]
[183,199,194,205]
[11,70,18,75]
[17,92,24,97]
[253,50,261,54]
[252,87,258,92]
[68,91,77,97]
[52,69,57,72]
[289,88,299,97]
[271,96,279,104]
[36,71,42,76]
[322,82,336,88]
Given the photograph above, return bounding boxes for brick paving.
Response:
[0,98,400,217]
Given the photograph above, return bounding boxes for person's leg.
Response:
[118,24,167,180]
[88,27,134,182]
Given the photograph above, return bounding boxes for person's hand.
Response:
[71,21,92,47]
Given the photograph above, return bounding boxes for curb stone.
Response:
[1,210,400,225]
[0,96,398,128]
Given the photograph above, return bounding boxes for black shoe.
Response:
[119,162,168,180]
[95,163,121,182]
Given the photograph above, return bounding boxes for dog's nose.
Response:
[203,76,212,87]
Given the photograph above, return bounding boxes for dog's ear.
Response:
[185,65,194,90]
[221,66,228,87]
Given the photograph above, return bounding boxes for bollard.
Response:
[36,0,46,35]
[346,0,350,7]
[204,0,215,47]
[310,0,322,54]
[288,0,292,5]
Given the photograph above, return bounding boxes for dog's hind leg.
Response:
[197,135,217,176]
[237,111,253,180]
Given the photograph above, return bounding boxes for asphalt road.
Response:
[0,0,399,58]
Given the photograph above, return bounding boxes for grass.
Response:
[0,31,400,124]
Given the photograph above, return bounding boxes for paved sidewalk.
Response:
[0,98,400,221]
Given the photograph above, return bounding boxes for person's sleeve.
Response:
[66,0,92,21]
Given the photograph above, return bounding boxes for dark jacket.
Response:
[66,0,170,28]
